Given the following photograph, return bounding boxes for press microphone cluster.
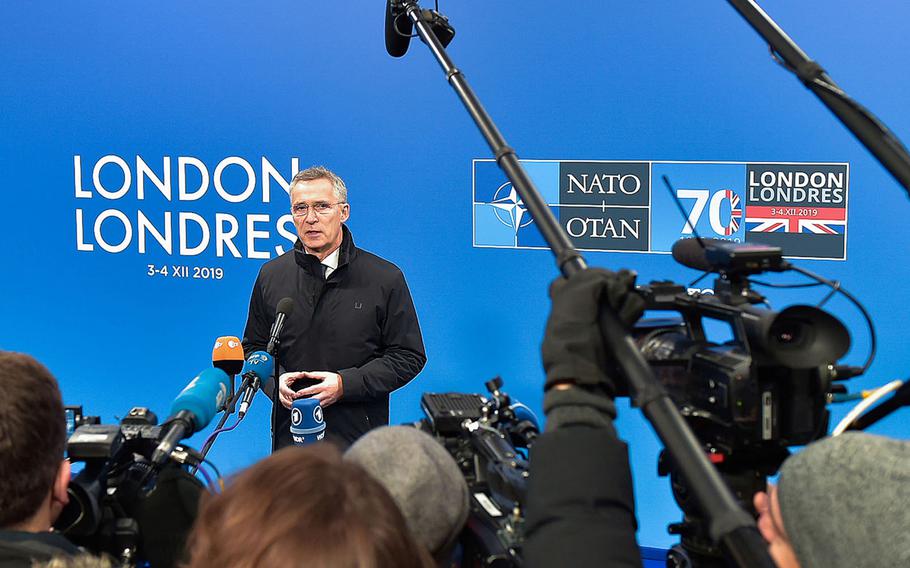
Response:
[173,300,291,465]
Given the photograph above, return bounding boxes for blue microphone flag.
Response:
[241,351,274,382]
[169,367,230,432]
[291,397,326,445]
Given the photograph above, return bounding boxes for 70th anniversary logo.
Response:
[472,160,849,260]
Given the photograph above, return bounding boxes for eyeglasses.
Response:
[291,201,346,217]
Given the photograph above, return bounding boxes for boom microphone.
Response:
[151,368,230,466]
[237,351,275,419]
[671,237,787,274]
[385,0,412,57]
[212,336,244,377]
[267,298,295,355]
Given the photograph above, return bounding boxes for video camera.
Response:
[414,240,858,568]
[418,377,538,567]
[631,238,854,566]
[55,407,204,568]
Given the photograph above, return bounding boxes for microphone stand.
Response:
[269,338,282,453]
[191,379,249,473]
[725,0,910,198]
[394,2,773,566]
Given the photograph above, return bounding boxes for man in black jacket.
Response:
[0,351,81,566]
[243,166,426,449]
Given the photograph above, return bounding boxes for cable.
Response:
[202,458,225,492]
[748,279,826,289]
[195,464,217,491]
[686,271,712,289]
[202,457,223,481]
[198,413,244,456]
[788,264,876,374]
[832,380,903,436]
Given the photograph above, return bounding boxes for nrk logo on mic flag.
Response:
[473,160,848,260]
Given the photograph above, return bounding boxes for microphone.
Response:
[151,368,230,466]
[267,297,295,355]
[237,351,275,419]
[385,0,413,57]
[671,237,787,275]
[212,335,244,411]
[384,1,455,58]
[212,336,244,377]
[290,397,326,445]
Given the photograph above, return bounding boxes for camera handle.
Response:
[393,2,773,566]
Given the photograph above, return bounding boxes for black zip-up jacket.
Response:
[243,225,426,449]
[0,530,81,567]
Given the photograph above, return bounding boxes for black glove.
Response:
[541,268,644,394]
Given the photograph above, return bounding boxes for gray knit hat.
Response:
[777,432,910,567]
[345,426,470,556]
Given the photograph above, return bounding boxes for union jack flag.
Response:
[745,206,846,235]
[723,190,742,236]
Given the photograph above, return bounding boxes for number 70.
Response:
[676,189,741,236]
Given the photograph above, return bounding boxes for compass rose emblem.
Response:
[490,182,533,234]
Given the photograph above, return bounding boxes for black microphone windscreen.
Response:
[214,359,244,377]
[671,238,716,272]
[277,297,295,317]
[385,1,412,57]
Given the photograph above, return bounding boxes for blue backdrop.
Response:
[2,1,908,549]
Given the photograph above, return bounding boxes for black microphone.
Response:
[671,237,787,274]
[267,297,295,355]
[385,0,413,57]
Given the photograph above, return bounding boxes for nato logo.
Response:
[473,159,650,252]
[473,161,553,248]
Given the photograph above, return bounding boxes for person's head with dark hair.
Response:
[0,351,70,531]
[754,432,910,567]
[184,444,432,568]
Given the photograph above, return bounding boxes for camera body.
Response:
[418,378,537,567]
[633,279,849,462]
[56,407,202,567]
[629,266,851,566]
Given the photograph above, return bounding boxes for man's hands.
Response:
[278,371,344,409]
[541,268,644,393]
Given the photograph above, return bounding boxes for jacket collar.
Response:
[293,224,357,275]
